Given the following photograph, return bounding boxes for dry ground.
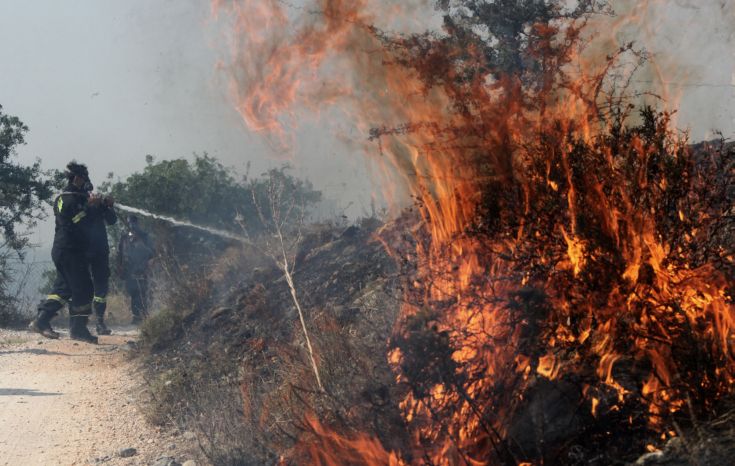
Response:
[0,327,202,466]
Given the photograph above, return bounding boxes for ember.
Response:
[213,0,734,464]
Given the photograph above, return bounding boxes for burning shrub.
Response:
[385,110,734,463]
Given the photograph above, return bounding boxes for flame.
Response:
[301,415,405,466]
[213,0,735,464]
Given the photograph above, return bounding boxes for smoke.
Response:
[605,0,735,139]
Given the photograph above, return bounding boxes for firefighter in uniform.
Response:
[86,191,117,335]
[28,162,99,343]
[118,215,154,324]
[30,179,117,337]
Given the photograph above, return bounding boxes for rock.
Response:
[118,447,137,458]
[182,431,196,441]
[151,457,180,466]
[182,461,197,466]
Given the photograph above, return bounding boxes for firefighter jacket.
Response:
[52,184,92,254]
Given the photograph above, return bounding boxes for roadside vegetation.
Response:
[0,105,55,326]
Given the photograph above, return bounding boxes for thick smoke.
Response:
[609,0,735,139]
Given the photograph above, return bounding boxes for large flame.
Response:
[213,0,734,464]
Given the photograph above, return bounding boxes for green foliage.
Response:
[0,105,54,252]
[101,154,321,340]
[0,105,54,325]
[142,365,190,426]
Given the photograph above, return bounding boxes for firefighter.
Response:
[28,194,116,338]
[28,162,99,343]
[87,191,117,335]
[118,215,154,324]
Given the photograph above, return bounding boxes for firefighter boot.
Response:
[28,309,60,340]
[94,301,111,336]
[69,315,98,344]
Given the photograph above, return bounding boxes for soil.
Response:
[0,327,202,466]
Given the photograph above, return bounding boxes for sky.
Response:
[2,1,256,175]
[1,0,734,297]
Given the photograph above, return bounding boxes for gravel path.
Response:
[0,327,201,466]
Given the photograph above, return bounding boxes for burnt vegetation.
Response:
[388,113,735,464]
[138,219,403,465]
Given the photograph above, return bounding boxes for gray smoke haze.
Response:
[612,0,735,139]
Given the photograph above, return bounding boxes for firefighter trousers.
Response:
[125,276,149,318]
[37,273,71,321]
[51,249,93,317]
[37,253,108,320]
[88,253,110,318]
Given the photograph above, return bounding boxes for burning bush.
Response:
[384,111,734,464]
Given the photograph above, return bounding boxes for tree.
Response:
[380,1,607,113]
[0,105,54,324]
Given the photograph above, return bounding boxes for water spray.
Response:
[115,203,252,245]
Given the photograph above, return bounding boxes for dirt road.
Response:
[0,328,199,466]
